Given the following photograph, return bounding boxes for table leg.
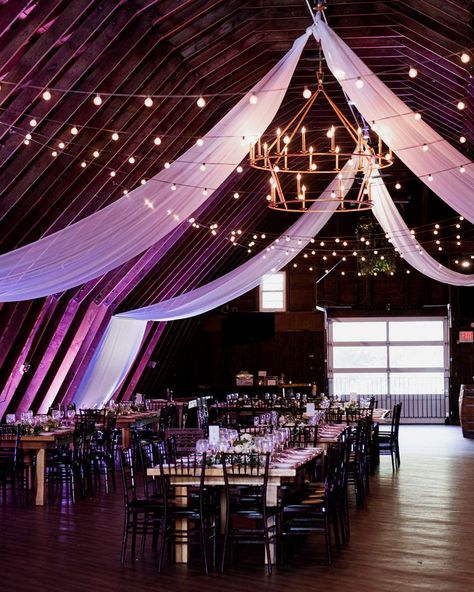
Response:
[266,484,278,565]
[121,427,130,448]
[175,486,188,563]
[35,448,46,506]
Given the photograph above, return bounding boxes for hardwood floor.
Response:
[1,426,474,592]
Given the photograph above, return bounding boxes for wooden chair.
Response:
[378,402,402,470]
[0,424,26,502]
[158,452,217,573]
[220,452,279,574]
[119,447,168,569]
[164,428,204,456]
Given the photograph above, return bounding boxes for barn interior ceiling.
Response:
[0,0,472,412]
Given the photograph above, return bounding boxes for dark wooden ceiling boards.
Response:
[0,0,472,415]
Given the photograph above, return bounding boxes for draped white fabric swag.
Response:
[75,161,358,407]
[0,30,311,302]
[313,15,474,224]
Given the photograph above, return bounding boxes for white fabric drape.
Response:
[313,16,474,224]
[117,160,357,321]
[82,161,357,405]
[371,175,474,286]
[0,30,311,302]
[70,317,148,410]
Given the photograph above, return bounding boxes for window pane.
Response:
[261,293,284,309]
[332,321,386,342]
[390,372,445,394]
[262,273,284,291]
[388,321,444,341]
[389,345,444,368]
[333,373,388,395]
[333,346,387,368]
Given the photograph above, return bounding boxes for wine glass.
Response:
[6,414,16,425]
[195,439,209,454]
[51,409,61,422]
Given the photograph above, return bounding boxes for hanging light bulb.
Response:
[461,52,470,64]
[154,137,162,145]
[42,89,52,101]
[233,192,240,199]
[196,138,204,146]
[164,162,171,169]
[93,93,103,106]
[236,165,243,173]
[422,144,429,151]
[303,86,312,99]
[408,67,418,78]
[249,93,258,105]
[70,127,78,135]
[460,136,466,144]
[144,96,153,107]
[111,132,119,141]
[80,161,87,168]
[457,101,465,110]
[202,188,208,196]
[110,171,116,177]
[459,165,466,173]
[200,163,206,171]
[92,150,100,158]
[196,96,206,108]
[29,118,37,127]
[128,156,135,164]
[428,173,433,181]
[25,133,32,140]
[414,112,422,121]
[171,183,177,191]
[58,141,65,149]
[51,150,57,157]
[356,77,364,88]
[395,182,401,190]
[141,179,147,184]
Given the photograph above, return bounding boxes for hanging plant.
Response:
[355,218,396,276]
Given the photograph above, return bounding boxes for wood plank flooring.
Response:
[1,426,474,592]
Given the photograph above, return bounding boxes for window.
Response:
[328,317,448,396]
[259,272,286,311]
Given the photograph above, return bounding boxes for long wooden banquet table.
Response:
[115,412,160,448]
[147,447,323,564]
[15,428,73,506]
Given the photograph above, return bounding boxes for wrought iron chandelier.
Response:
[249,54,393,213]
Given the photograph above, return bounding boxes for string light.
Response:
[414,113,422,121]
[422,143,429,151]
[395,182,401,189]
[171,183,177,191]
[202,188,208,196]
[164,161,171,169]
[51,150,57,157]
[23,138,30,145]
[140,179,146,185]
[408,67,418,78]
[303,86,312,99]
[92,150,100,157]
[111,132,119,141]
[196,96,206,108]
[29,118,37,127]
[70,127,78,135]
[110,171,116,177]
[80,161,86,168]
[128,156,135,164]
[58,141,65,149]
[42,89,52,101]
[356,77,364,88]
[236,165,243,173]
[459,165,466,173]
[461,53,470,63]
[428,174,433,181]
[144,96,153,107]
[154,137,162,145]
[93,94,103,106]
[249,93,258,105]
[457,101,465,110]
[196,138,204,146]
[233,192,239,199]
[460,136,466,144]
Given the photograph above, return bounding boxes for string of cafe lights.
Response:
[11,119,473,198]
[0,46,471,104]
